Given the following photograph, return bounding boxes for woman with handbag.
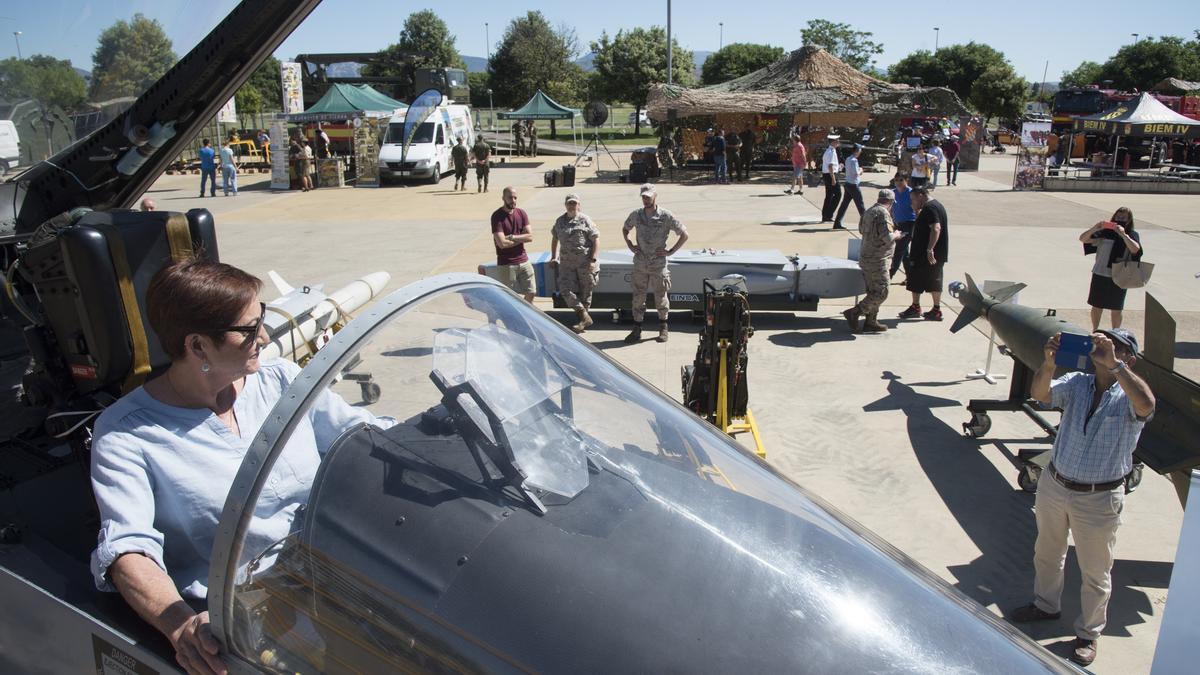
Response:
[1080,207,1143,331]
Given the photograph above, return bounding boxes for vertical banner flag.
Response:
[217,97,238,124]
[281,62,303,115]
[402,88,444,162]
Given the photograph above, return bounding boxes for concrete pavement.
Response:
[142,152,1199,674]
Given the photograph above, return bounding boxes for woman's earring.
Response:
[201,362,211,374]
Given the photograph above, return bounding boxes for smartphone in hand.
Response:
[1101,221,1117,230]
[1055,332,1094,370]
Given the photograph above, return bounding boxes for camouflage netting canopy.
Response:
[646,46,969,122]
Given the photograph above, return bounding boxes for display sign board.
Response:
[354,116,380,188]
[281,61,303,115]
[1020,121,1052,147]
[270,117,289,190]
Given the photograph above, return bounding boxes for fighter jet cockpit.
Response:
[206,274,1073,674]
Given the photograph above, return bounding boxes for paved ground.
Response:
[145,152,1199,673]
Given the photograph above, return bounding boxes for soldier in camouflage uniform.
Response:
[622,183,689,343]
[550,193,600,333]
[511,121,525,156]
[472,136,492,192]
[842,189,905,333]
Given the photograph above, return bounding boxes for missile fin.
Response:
[989,282,1026,304]
[949,309,980,334]
[268,270,295,295]
[1144,293,1175,369]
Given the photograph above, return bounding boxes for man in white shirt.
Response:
[833,144,866,230]
[820,135,842,223]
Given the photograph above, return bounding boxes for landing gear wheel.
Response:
[1018,464,1041,493]
[962,412,992,438]
[360,382,382,405]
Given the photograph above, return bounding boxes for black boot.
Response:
[624,322,643,343]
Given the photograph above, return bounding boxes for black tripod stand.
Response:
[576,130,621,173]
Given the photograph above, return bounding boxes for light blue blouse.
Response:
[90,359,385,599]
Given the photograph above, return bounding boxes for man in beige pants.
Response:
[1010,328,1155,667]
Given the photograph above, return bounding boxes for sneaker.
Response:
[1010,603,1061,623]
[898,305,922,319]
[922,307,943,321]
[1070,638,1097,666]
[784,188,794,194]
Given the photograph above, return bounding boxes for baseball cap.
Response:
[1096,328,1139,354]
[877,189,895,202]
[639,183,656,197]
[565,193,580,203]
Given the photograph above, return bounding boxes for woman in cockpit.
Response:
[88,259,383,675]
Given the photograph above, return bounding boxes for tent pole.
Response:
[1113,135,1120,174]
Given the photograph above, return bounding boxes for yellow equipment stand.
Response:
[713,341,766,458]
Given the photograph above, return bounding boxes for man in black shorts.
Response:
[898,187,949,321]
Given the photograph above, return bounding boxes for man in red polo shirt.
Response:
[491,186,536,302]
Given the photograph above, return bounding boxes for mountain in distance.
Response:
[460,51,713,77]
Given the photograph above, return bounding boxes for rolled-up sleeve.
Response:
[90,429,166,591]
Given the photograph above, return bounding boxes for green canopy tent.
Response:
[287,83,406,123]
[496,89,580,156]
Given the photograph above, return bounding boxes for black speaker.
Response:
[583,101,609,127]
[561,165,575,187]
[628,161,648,183]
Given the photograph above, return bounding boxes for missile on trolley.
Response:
[947,273,1086,371]
[949,273,1200,505]
[259,270,390,362]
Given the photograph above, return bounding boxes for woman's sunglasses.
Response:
[222,302,267,348]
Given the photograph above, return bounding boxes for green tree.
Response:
[1059,61,1104,88]
[89,14,177,100]
[889,42,1010,103]
[0,55,87,157]
[700,43,783,85]
[971,64,1027,124]
[489,12,585,136]
[800,19,884,71]
[1097,36,1200,90]
[235,56,283,115]
[590,27,694,133]
[364,9,466,79]
[0,55,87,111]
[468,71,492,109]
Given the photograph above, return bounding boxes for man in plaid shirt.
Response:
[1010,328,1155,667]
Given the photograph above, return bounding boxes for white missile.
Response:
[260,271,390,362]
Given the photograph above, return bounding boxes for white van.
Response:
[0,120,19,176]
[378,104,474,184]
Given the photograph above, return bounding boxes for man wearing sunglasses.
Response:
[1011,328,1155,667]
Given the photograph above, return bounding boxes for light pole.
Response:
[1130,33,1139,43]
[487,88,494,131]
[666,0,672,85]
[719,22,724,50]
[12,31,21,59]
[933,27,939,51]
[485,22,490,62]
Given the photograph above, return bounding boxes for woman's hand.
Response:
[170,611,227,675]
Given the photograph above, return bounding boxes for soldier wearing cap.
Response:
[472,135,492,192]
[622,184,688,343]
[550,193,601,333]
[1011,327,1155,668]
[842,189,905,333]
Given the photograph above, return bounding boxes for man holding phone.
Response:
[1011,328,1155,667]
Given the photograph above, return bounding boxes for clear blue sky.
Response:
[1,1,1197,83]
